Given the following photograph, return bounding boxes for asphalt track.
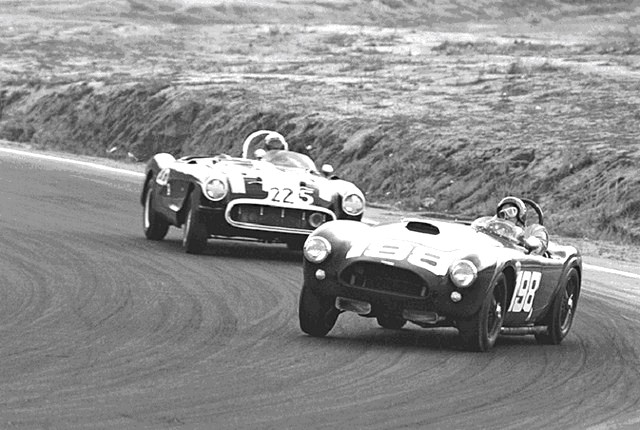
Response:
[1,148,640,429]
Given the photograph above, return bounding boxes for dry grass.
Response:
[1,0,640,244]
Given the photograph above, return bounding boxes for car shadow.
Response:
[298,324,463,353]
[144,235,303,262]
[296,320,542,353]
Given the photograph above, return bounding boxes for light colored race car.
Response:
[141,130,365,253]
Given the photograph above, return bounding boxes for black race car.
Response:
[299,198,581,351]
[141,130,365,253]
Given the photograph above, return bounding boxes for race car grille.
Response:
[339,262,428,298]
[227,203,333,231]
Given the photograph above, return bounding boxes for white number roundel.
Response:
[346,240,443,274]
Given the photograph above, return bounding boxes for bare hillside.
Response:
[1,0,639,242]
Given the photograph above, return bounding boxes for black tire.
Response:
[535,268,580,345]
[182,191,208,254]
[143,184,169,240]
[377,314,407,330]
[457,273,508,352]
[299,283,339,337]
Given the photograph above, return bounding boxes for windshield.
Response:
[471,216,523,244]
[262,150,318,171]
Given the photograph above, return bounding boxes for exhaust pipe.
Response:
[500,326,549,335]
[335,297,371,315]
[402,309,444,324]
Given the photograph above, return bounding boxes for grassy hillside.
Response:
[1,0,640,242]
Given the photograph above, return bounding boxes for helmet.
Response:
[264,132,286,151]
[496,196,527,227]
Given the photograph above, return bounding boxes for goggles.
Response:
[498,206,519,219]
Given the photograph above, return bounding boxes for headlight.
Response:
[303,236,332,264]
[342,194,364,216]
[449,259,478,288]
[204,178,227,201]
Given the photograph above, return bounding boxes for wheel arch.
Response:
[559,261,582,302]
[501,264,518,308]
[177,182,198,226]
[140,170,155,206]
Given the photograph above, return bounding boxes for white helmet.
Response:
[264,132,286,150]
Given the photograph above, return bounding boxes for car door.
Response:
[504,253,564,325]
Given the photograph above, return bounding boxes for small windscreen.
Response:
[406,221,440,235]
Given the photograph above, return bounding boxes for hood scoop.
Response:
[405,220,440,235]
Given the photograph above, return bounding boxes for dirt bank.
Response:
[1,0,639,242]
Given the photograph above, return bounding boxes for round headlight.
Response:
[449,259,478,288]
[205,178,227,201]
[342,194,364,216]
[303,236,332,264]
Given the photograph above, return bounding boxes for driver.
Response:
[495,196,549,255]
[253,132,287,160]
[264,132,287,151]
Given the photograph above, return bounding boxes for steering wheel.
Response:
[521,198,544,226]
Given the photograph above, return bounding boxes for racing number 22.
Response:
[508,270,542,313]
[268,187,313,204]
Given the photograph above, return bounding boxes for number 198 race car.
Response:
[299,198,581,351]
[141,130,365,253]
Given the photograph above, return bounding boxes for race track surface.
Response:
[1,150,639,429]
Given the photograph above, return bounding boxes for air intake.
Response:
[406,221,440,235]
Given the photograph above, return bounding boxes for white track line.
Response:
[3,145,640,280]
[583,263,640,280]
[0,146,145,177]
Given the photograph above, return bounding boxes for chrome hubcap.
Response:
[495,302,503,320]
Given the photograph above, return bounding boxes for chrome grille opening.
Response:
[227,202,334,232]
[339,262,429,298]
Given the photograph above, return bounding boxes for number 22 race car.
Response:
[299,198,581,351]
[141,130,365,253]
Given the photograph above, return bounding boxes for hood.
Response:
[174,157,363,207]
[315,218,513,276]
[370,218,504,252]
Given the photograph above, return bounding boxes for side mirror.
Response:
[254,148,267,160]
[321,164,334,176]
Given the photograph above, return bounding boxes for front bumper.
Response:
[303,259,494,321]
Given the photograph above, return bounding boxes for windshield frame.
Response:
[261,150,318,171]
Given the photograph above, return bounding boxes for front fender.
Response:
[141,153,176,205]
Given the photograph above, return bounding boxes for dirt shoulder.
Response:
[1,1,639,245]
[3,138,640,265]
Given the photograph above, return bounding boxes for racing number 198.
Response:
[508,270,542,313]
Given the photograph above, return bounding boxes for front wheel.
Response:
[535,268,580,345]
[182,191,208,254]
[457,273,508,352]
[143,184,169,240]
[299,283,339,337]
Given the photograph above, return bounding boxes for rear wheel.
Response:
[143,184,169,240]
[299,283,339,337]
[535,268,580,345]
[458,273,507,352]
[182,191,208,254]
[377,315,407,330]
